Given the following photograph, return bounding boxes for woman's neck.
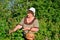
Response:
[24,16,36,25]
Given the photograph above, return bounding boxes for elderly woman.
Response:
[9,7,39,40]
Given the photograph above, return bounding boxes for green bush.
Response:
[0,0,60,40]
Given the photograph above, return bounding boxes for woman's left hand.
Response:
[22,27,30,31]
[30,27,39,32]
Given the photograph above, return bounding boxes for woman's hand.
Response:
[9,25,22,34]
[9,30,13,34]
[23,27,30,31]
[30,27,39,32]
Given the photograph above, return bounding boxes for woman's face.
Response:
[27,11,34,18]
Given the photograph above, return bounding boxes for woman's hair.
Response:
[28,10,34,16]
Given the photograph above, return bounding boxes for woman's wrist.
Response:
[30,27,39,32]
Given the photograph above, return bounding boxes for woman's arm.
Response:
[30,19,39,32]
[9,25,22,34]
[22,27,30,31]
[9,18,24,34]
[30,27,39,32]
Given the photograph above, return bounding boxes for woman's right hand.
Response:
[9,30,13,34]
[9,25,22,34]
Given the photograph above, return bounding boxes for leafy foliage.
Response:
[0,0,60,40]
